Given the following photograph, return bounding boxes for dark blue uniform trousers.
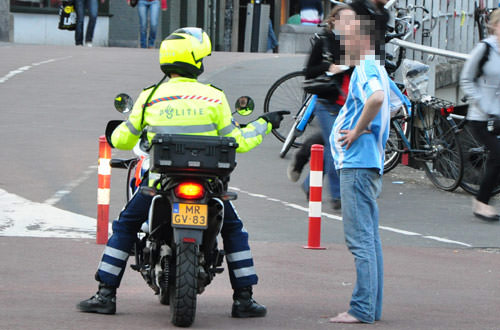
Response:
[97,188,258,290]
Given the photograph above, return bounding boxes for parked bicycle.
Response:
[386,93,463,191]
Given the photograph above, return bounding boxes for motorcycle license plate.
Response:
[172,203,208,228]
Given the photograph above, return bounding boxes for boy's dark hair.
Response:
[358,14,378,47]
[350,0,389,56]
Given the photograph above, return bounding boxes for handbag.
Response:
[487,116,500,135]
[58,0,77,31]
[129,0,138,7]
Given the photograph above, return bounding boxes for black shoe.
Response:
[332,199,341,210]
[231,286,267,318]
[77,283,116,314]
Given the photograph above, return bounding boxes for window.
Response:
[10,0,109,15]
[11,0,61,10]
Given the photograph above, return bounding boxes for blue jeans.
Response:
[302,100,341,200]
[339,168,383,323]
[267,19,278,51]
[74,0,98,45]
[138,0,160,48]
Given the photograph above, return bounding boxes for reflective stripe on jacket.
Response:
[111,76,271,153]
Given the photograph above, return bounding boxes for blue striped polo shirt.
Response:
[330,55,391,174]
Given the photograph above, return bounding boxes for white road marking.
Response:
[0,56,73,84]
[0,181,472,247]
[44,165,97,205]
[230,186,473,248]
[423,236,472,247]
[0,189,100,239]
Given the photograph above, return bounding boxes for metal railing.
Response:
[389,38,470,61]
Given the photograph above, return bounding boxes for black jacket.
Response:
[304,30,353,103]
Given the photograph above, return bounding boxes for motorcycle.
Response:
[107,94,255,327]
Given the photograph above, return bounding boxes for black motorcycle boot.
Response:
[231,286,267,318]
[77,283,117,314]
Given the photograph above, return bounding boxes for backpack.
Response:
[474,41,492,81]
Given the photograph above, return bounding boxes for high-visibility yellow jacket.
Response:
[111,77,271,153]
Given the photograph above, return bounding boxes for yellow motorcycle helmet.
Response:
[159,27,212,78]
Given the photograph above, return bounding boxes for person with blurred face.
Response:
[329,7,391,324]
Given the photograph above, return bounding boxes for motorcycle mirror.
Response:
[234,96,254,116]
[114,93,134,114]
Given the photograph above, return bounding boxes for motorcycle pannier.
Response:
[150,134,238,176]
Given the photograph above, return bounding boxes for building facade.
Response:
[2,0,313,50]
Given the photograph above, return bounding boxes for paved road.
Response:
[0,44,499,329]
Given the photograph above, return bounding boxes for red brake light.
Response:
[175,182,205,199]
[440,106,454,116]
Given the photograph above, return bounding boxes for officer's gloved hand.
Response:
[105,120,124,148]
[259,111,290,129]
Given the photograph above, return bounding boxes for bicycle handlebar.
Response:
[385,32,406,43]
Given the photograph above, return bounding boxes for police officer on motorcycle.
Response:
[77,27,288,318]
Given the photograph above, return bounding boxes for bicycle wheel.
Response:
[384,105,409,174]
[458,124,500,195]
[264,71,316,148]
[416,114,463,191]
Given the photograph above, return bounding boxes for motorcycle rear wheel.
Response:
[170,242,198,327]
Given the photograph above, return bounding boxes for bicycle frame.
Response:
[391,100,460,158]
[279,94,317,158]
[296,94,317,132]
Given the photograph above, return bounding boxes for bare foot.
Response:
[329,312,362,323]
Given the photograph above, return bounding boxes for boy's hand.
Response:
[338,128,371,150]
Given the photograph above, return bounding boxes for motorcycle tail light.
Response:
[175,182,205,200]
